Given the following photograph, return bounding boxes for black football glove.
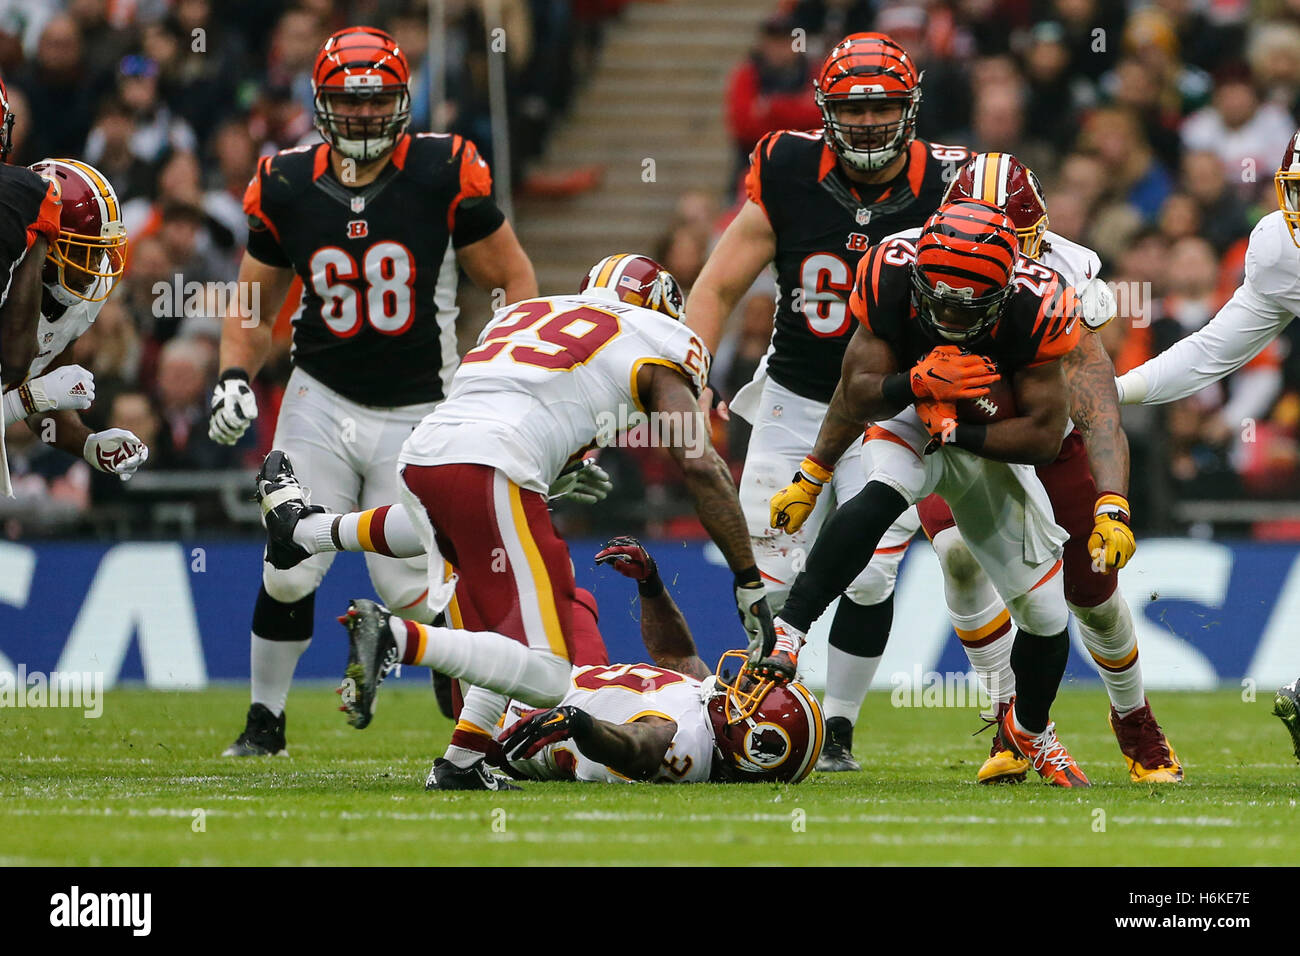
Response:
[501,705,595,762]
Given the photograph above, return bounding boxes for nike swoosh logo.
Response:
[926,369,954,383]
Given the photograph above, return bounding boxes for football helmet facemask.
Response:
[312,26,412,163]
[706,651,824,784]
[1276,130,1300,249]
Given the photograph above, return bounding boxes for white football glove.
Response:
[208,369,258,445]
[2,365,95,426]
[547,458,613,504]
[84,428,150,480]
[736,579,777,662]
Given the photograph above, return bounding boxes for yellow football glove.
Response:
[770,456,833,534]
[1088,493,1136,571]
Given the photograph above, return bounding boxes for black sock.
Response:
[829,593,894,658]
[781,481,909,633]
[1009,627,1070,733]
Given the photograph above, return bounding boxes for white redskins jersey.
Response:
[879,226,1116,330]
[504,663,716,784]
[1122,210,1300,406]
[28,279,113,379]
[400,293,710,492]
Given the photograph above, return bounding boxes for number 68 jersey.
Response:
[505,663,716,784]
[399,292,710,493]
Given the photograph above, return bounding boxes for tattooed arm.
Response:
[1063,331,1129,495]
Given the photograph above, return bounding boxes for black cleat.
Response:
[338,599,400,729]
[425,757,521,791]
[815,716,862,772]
[222,703,288,757]
[256,449,326,570]
[1273,678,1300,762]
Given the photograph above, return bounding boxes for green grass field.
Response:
[0,686,1295,866]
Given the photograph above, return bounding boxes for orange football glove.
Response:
[910,346,1001,403]
[917,399,958,454]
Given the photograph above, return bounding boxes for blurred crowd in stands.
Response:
[7,0,1300,541]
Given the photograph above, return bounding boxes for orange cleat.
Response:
[1000,699,1090,787]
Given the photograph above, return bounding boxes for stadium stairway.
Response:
[511,0,763,296]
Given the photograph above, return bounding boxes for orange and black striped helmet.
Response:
[814,33,923,173]
[944,152,1050,258]
[312,26,411,163]
[911,199,1019,344]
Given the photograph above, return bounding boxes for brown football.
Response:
[954,376,1018,423]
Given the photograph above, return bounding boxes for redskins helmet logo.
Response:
[743,723,791,769]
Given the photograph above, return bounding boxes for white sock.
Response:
[952,602,1015,704]
[291,512,338,554]
[392,617,571,707]
[772,617,806,654]
[445,686,511,767]
[250,634,311,715]
[1072,592,1145,716]
[823,645,880,724]
[294,505,426,558]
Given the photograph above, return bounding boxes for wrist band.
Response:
[953,423,987,453]
[637,572,665,599]
[219,367,249,384]
[882,373,913,408]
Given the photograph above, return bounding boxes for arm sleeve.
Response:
[449,137,506,248]
[1126,282,1293,405]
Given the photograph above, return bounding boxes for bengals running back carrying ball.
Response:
[686,32,973,772]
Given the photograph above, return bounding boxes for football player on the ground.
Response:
[211,26,537,758]
[256,254,778,789]
[1115,130,1300,762]
[762,199,1091,787]
[686,33,973,771]
[0,77,64,496]
[2,159,148,481]
[871,153,1180,784]
[497,537,823,786]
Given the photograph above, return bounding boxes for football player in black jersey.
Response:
[763,200,1090,787]
[211,26,536,757]
[686,33,971,770]
[0,75,65,496]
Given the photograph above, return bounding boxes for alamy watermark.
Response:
[890,665,993,710]
[0,666,103,718]
[594,405,709,458]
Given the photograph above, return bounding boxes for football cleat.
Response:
[815,716,862,772]
[1272,678,1300,763]
[1000,700,1090,788]
[1108,699,1184,783]
[256,450,326,570]
[425,757,521,792]
[748,619,803,683]
[222,703,288,757]
[976,701,1029,784]
[338,599,400,730]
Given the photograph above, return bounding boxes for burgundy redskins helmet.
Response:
[580,253,685,321]
[706,651,825,783]
[814,32,923,173]
[312,26,412,162]
[29,158,128,304]
[0,75,12,163]
[911,198,1020,344]
[1276,130,1300,249]
[944,152,1050,258]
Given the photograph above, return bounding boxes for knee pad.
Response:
[1006,582,1069,637]
[367,552,432,621]
[932,527,983,590]
[252,585,315,642]
[1069,592,1129,641]
[262,553,331,604]
[843,559,899,606]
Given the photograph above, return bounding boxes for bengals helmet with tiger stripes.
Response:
[580,253,685,322]
[312,26,411,162]
[814,32,923,173]
[911,199,1019,344]
[944,152,1050,258]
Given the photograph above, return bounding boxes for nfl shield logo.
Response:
[855,208,871,226]
[350,196,365,213]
